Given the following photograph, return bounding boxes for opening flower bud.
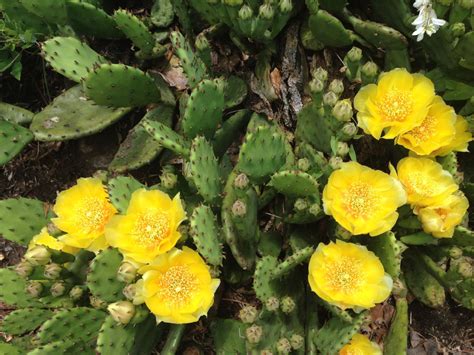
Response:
[332,99,353,122]
[276,338,292,354]
[50,281,66,297]
[323,92,338,107]
[117,262,138,283]
[239,305,259,323]
[342,122,358,137]
[123,283,138,301]
[15,261,33,278]
[265,297,280,311]
[26,281,43,298]
[24,246,51,266]
[246,325,263,344]
[108,301,136,325]
[44,263,62,280]
[281,296,296,314]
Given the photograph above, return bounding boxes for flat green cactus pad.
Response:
[28,339,96,355]
[210,319,246,354]
[190,205,223,266]
[114,9,155,56]
[0,343,22,355]
[0,119,33,166]
[109,106,174,173]
[84,64,160,107]
[0,197,50,245]
[308,10,353,47]
[270,170,319,197]
[66,0,122,39]
[237,126,287,184]
[86,248,126,303]
[0,309,53,336]
[31,85,131,141]
[0,103,34,125]
[96,315,137,355]
[0,269,43,308]
[365,231,405,279]
[108,176,145,214]
[182,79,224,139]
[189,136,223,204]
[384,298,408,355]
[223,76,248,109]
[253,256,282,302]
[19,0,68,25]
[142,119,191,157]
[42,37,107,82]
[0,0,49,33]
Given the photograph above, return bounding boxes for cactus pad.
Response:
[237,126,287,184]
[210,319,247,354]
[270,170,319,197]
[0,102,34,125]
[114,10,156,57]
[182,79,225,139]
[253,256,283,302]
[212,110,251,158]
[84,64,160,107]
[1,309,53,336]
[31,86,130,141]
[223,76,248,109]
[365,232,404,279]
[308,10,352,47]
[384,298,408,355]
[96,315,136,354]
[0,269,42,308]
[108,176,145,214]
[0,343,22,355]
[27,339,95,355]
[0,197,50,245]
[19,0,68,25]
[87,248,126,303]
[189,136,223,204]
[0,119,33,166]
[42,37,106,82]
[142,119,191,157]
[190,205,223,266]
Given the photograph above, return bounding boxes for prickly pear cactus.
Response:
[0,119,33,166]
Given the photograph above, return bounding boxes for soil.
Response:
[1,21,473,355]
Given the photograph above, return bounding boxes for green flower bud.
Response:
[280,296,295,314]
[329,156,343,170]
[69,285,85,301]
[123,283,138,301]
[309,203,322,216]
[246,325,263,344]
[26,281,43,298]
[297,158,310,172]
[294,198,309,211]
[260,350,274,355]
[342,122,358,137]
[160,170,178,190]
[290,334,304,350]
[239,305,259,323]
[450,23,465,37]
[108,301,136,325]
[232,199,247,217]
[279,0,293,13]
[361,61,379,83]
[347,47,362,62]
[332,99,353,122]
[309,78,325,95]
[456,260,473,278]
[335,224,352,240]
[276,338,291,354]
[90,295,108,309]
[234,173,250,189]
[117,262,138,283]
[312,67,328,82]
[239,5,253,20]
[323,92,338,107]
[15,261,33,278]
[336,142,350,157]
[195,33,210,51]
[448,247,463,259]
[44,263,62,280]
[50,281,66,297]
[265,297,279,311]
[24,246,51,266]
[259,4,274,19]
[459,0,474,9]
[328,79,344,97]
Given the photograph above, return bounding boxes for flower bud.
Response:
[276,338,291,354]
[361,61,379,83]
[294,198,308,212]
[456,260,473,278]
[44,263,62,279]
[69,285,85,301]
[312,67,328,82]
[329,156,343,170]
[26,281,43,298]
[232,200,247,217]
[50,281,66,297]
[290,334,304,350]
[332,99,353,122]
[195,34,209,52]
[123,283,138,301]
[280,296,295,314]
[259,4,274,20]
[335,225,352,240]
[309,203,322,216]
[234,173,249,189]
[346,47,362,62]
[448,247,463,259]
[279,0,293,13]
[342,122,358,137]
[246,325,263,344]
[328,79,344,97]
[336,142,350,157]
[265,297,279,311]
[239,5,253,20]
[24,246,51,266]
[15,261,33,278]
[108,301,136,325]
[323,92,338,107]
[297,158,310,172]
[117,262,138,283]
[309,78,324,95]
[160,171,178,190]
[450,22,465,37]
[459,0,474,9]
[239,305,259,323]
[260,350,274,355]
[90,295,108,309]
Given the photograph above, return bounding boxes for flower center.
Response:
[344,182,377,218]
[435,208,449,221]
[76,197,114,233]
[403,173,434,197]
[156,265,198,306]
[407,114,435,143]
[134,211,170,248]
[379,90,413,122]
[325,257,362,294]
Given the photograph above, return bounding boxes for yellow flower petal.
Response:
[432,115,473,156]
[29,228,78,255]
[340,334,382,355]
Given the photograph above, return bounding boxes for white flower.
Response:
[412,0,446,41]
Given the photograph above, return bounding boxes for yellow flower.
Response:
[53,178,117,252]
[432,115,472,156]
[105,189,186,265]
[308,240,392,310]
[340,334,382,355]
[29,228,78,255]
[415,192,469,238]
[397,96,456,156]
[354,68,435,139]
[390,157,458,207]
[322,162,406,236]
[135,247,220,324]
